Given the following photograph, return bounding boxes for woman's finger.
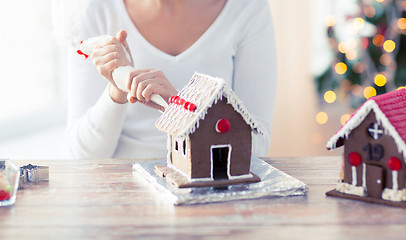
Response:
[127,68,154,91]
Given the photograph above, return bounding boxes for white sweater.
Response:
[66,0,277,159]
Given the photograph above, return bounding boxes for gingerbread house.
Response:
[326,88,406,206]
[154,73,263,188]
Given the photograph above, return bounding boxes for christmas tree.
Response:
[316,0,406,113]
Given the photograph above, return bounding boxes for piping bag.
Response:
[77,35,169,109]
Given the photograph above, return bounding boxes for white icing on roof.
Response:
[326,100,406,160]
[155,72,263,139]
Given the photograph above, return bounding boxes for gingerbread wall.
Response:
[343,111,405,193]
[188,98,252,179]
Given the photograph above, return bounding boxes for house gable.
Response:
[189,98,252,179]
[327,89,406,160]
[343,111,405,189]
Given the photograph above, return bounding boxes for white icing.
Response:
[382,188,405,202]
[336,182,365,197]
[392,170,399,191]
[326,100,406,160]
[362,163,366,189]
[351,166,357,186]
[155,72,264,139]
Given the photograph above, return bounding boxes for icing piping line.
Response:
[326,100,406,161]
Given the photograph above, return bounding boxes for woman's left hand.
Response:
[126,68,178,111]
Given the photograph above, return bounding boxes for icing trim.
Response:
[326,100,406,160]
[155,72,264,139]
[210,144,232,180]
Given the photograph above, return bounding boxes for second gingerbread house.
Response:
[326,88,406,206]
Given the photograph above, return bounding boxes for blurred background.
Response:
[1,0,405,159]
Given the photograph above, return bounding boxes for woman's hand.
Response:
[126,68,178,111]
[91,30,133,103]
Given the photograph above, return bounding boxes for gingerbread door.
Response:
[211,145,231,180]
[366,164,384,198]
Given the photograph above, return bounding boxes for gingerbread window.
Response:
[368,122,383,140]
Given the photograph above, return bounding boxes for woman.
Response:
[67,0,277,159]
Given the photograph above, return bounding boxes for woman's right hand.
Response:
[91,30,133,103]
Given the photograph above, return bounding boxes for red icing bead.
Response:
[348,152,361,166]
[179,99,185,105]
[216,119,231,133]
[168,96,175,103]
[173,96,180,104]
[387,157,402,171]
[188,103,196,112]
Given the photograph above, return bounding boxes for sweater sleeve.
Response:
[66,49,129,159]
[65,0,129,159]
[233,0,277,157]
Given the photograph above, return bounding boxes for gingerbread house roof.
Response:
[155,73,263,139]
[326,88,406,158]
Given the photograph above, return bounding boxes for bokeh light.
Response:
[364,6,376,18]
[380,54,392,66]
[351,84,363,96]
[383,40,396,52]
[353,18,365,31]
[324,90,337,103]
[374,74,387,87]
[346,50,357,60]
[364,86,377,99]
[316,112,328,125]
[340,114,351,125]
[325,15,336,27]
[398,18,406,30]
[352,62,364,73]
[338,42,348,53]
[373,34,385,47]
[335,62,347,74]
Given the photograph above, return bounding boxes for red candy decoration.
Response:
[216,119,231,133]
[76,50,89,59]
[173,96,180,104]
[187,103,196,112]
[387,157,402,171]
[0,190,10,201]
[348,152,361,166]
[169,96,197,112]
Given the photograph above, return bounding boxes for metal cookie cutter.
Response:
[19,164,49,189]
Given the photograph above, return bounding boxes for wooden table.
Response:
[1,156,405,240]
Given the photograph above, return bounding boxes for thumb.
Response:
[116,29,133,65]
[116,29,127,43]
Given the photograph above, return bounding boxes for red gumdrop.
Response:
[0,190,9,201]
[187,103,196,112]
[179,99,185,105]
[168,96,175,104]
[348,152,361,166]
[216,119,231,133]
[387,157,402,171]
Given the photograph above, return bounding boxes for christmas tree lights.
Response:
[316,0,406,117]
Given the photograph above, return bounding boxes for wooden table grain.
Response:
[1,156,405,240]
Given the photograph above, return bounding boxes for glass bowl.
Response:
[0,160,20,206]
